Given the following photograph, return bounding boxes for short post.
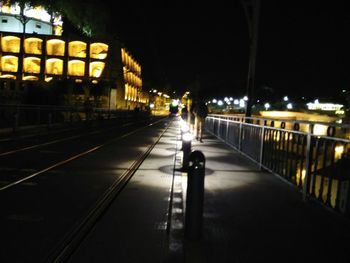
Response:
[185,150,206,241]
[181,132,192,170]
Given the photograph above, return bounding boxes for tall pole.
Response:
[242,0,261,118]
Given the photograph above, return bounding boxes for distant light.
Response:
[256,99,260,103]
[314,124,328,135]
[287,103,293,109]
[313,124,327,135]
[239,99,245,108]
[227,101,231,105]
[207,101,211,104]
[243,96,248,101]
[335,145,344,155]
[283,96,289,101]
[150,103,155,109]
[314,99,319,104]
[342,90,346,93]
[172,99,179,107]
[307,102,343,111]
[264,103,270,110]
[217,100,223,106]
[233,99,239,105]
[229,97,233,101]
[224,97,229,101]
[336,110,345,115]
[212,99,217,103]
[153,90,157,93]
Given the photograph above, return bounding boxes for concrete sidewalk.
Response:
[68,118,182,263]
[184,133,350,263]
[67,117,350,262]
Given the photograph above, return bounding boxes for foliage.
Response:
[7,0,118,39]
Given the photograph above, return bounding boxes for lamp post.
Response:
[241,0,261,118]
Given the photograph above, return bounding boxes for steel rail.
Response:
[47,119,173,263]
[0,118,168,191]
[0,121,135,157]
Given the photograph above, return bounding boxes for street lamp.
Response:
[241,0,261,118]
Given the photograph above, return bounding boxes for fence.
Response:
[206,115,350,216]
[0,104,148,134]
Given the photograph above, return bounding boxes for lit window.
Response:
[1,55,18,72]
[1,36,20,53]
[46,39,65,56]
[23,76,38,81]
[23,57,40,74]
[68,60,85,76]
[89,61,105,78]
[24,37,43,54]
[0,74,16,79]
[53,25,63,36]
[90,43,108,59]
[68,41,87,58]
[45,58,63,75]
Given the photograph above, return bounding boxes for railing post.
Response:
[302,124,314,201]
[238,122,243,151]
[259,125,265,169]
[226,119,229,142]
[218,118,221,138]
[185,150,205,241]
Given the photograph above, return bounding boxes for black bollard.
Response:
[185,150,206,241]
[181,132,192,170]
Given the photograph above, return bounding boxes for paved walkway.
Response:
[69,117,350,262]
[184,129,350,263]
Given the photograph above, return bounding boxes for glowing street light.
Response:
[264,103,270,110]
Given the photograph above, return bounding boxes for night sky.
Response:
[101,1,348,102]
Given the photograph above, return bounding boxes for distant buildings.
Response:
[0,1,147,110]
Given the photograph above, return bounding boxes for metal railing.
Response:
[206,115,350,216]
[0,104,149,135]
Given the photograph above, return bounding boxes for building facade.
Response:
[0,1,147,110]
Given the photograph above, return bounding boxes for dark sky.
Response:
[106,1,348,102]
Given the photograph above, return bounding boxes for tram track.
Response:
[0,117,167,192]
[48,119,172,262]
[0,116,173,263]
[0,119,136,157]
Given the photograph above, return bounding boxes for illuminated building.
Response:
[0,2,63,35]
[0,1,146,110]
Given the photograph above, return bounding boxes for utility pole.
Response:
[241,0,261,118]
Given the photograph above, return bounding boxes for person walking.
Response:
[193,100,208,142]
